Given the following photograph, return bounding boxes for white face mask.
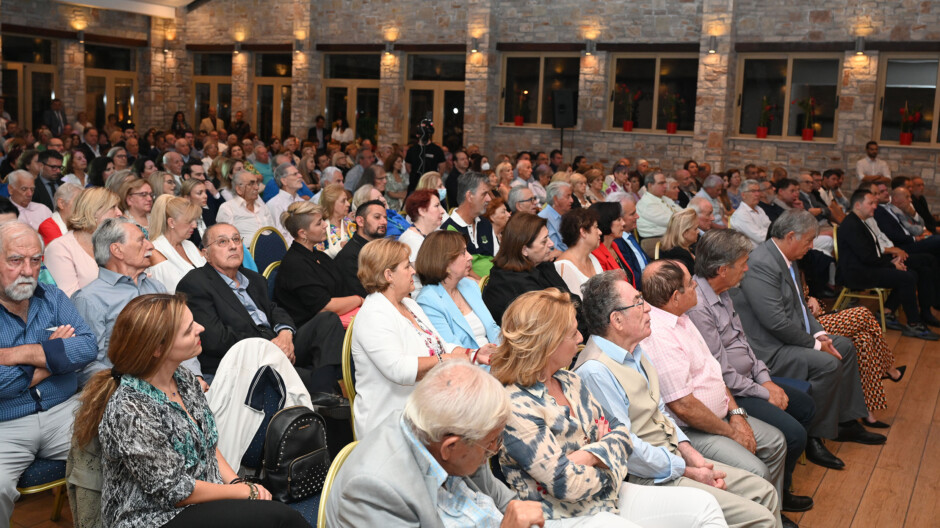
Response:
[481,162,491,171]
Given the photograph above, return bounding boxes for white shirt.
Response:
[635,193,675,238]
[398,228,426,297]
[856,156,891,181]
[14,201,53,230]
[216,194,276,245]
[729,202,771,245]
[463,310,490,348]
[266,189,304,245]
[554,256,603,299]
[149,235,207,293]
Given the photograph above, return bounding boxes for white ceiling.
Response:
[57,0,197,19]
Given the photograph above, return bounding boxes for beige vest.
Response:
[575,339,680,454]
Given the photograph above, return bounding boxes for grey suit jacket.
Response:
[729,238,824,355]
[325,412,516,527]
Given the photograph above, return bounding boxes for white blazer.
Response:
[352,293,458,439]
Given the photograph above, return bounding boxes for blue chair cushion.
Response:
[267,267,278,301]
[253,232,288,274]
[17,458,66,488]
[286,494,320,525]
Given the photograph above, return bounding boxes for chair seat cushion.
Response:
[286,494,320,525]
[17,458,66,489]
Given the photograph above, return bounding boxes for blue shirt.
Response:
[575,336,689,483]
[538,205,567,251]
[215,268,292,335]
[262,179,313,202]
[0,283,97,422]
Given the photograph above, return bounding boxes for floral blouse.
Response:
[99,367,222,528]
[499,369,633,519]
[314,217,353,257]
[406,305,446,358]
[385,169,410,212]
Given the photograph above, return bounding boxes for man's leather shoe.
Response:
[835,420,887,445]
[783,492,814,512]
[782,514,799,528]
[805,437,844,469]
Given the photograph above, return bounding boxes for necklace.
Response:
[412,225,427,237]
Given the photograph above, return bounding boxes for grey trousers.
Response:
[0,395,78,525]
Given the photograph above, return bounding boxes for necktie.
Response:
[789,264,811,333]
[627,234,648,267]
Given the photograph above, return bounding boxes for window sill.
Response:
[730,135,838,144]
[879,142,940,150]
[603,128,694,137]
[495,123,557,129]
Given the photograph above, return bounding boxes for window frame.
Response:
[191,53,233,129]
[874,52,940,146]
[606,51,699,134]
[320,53,381,139]
[499,51,581,128]
[404,52,465,145]
[733,52,844,141]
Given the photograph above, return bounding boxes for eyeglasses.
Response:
[517,196,538,204]
[468,434,503,458]
[609,296,645,317]
[210,235,243,248]
[238,181,261,187]
[43,163,63,171]
[129,191,155,199]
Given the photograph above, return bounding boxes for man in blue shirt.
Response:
[0,222,96,521]
[538,182,573,252]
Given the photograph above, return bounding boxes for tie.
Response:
[627,234,648,267]
[789,264,811,333]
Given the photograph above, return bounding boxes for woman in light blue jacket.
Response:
[415,231,501,361]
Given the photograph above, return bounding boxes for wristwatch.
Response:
[729,407,748,420]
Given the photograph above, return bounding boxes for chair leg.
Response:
[832,288,847,312]
[877,291,887,334]
[51,484,66,522]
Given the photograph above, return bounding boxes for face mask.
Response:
[438,188,447,202]
[481,162,491,171]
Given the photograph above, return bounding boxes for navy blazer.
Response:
[415,279,500,349]
[873,205,915,247]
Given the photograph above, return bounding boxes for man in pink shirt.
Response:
[6,170,52,230]
[640,259,787,525]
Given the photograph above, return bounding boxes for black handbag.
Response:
[260,405,331,502]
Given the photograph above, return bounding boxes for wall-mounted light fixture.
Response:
[384,41,394,55]
[234,42,241,55]
[708,36,717,54]
[585,40,597,56]
[77,30,85,44]
[855,36,865,55]
[470,37,480,54]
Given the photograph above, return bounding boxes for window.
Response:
[501,54,580,126]
[326,54,381,80]
[193,54,232,129]
[876,57,939,144]
[608,54,698,132]
[1,35,57,130]
[255,53,292,78]
[194,53,232,76]
[84,44,134,71]
[85,45,137,129]
[736,55,841,139]
[322,54,381,142]
[1,35,53,64]
[405,54,466,149]
[255,55,293,141]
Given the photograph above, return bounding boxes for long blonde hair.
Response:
[149,195,201,241]
[661,208,698,251]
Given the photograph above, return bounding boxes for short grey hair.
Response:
[162,151,181,166]
[507,185,532,212]
[702,174,724,190]
[456,171,488,206]
[644,171,664,186]
[581,270,629,338]
[769,209,819,240]
[545,181,571,206]
[403,360,510,445]
[688,196,712,215]
[0,222,42,255]
[351,184,376,210]
[741,179,760,193]
[605,191,635,204]
[106,146,125,158]
[320,166,341,184]
[92,217,134,267]
[232,169,254,188]
[273,162,294,187]
[7,170,34,187]
[106,169,135,193]
[695,229,755,278]
[54,182,83,205]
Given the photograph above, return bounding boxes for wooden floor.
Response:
[10,329,939,528]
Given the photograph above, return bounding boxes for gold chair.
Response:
[831,225,889,333]
[341,318,357,440]
[316,441,359,528]
[15,459,67,522]
[479,274,490,292]
[654,241,661,260]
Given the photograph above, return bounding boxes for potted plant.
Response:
[899,102,921,145]
[514,89,528,126]
[756,96,775,138]
[616,84,642,131]
[792,96,816,140]
[661,92,683,134]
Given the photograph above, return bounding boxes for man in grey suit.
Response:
[730,210,886,470]
[325,361,627,527]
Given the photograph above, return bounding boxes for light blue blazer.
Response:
[415,279,501,349]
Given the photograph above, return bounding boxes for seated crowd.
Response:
[0,120,926,528]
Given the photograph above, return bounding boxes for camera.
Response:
[416,116,434,143]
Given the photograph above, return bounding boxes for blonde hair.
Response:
[357,238,411,294]
[67,187,121,232]
[281,201,324,238]
[149,195,201,240]
[416,171,442,191]
[551,172,571,184]
[319,183,348,222]
[661,208,698,251]
[490,289,576,386]
[149,171,176,198]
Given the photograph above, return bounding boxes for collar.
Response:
[98,266,147,286]
[770,239,793,268]
[450,210,478,229]
[543,205,561,220]
[694,275,722,307]
[215,267,248,289]
[649,304,680,329]
[399,416,448,491]
[773,198,793,211]
[121,369,187,405]
[591,335,631,364]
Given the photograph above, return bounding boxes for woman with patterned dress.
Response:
[314,183,353,258]
[72,294,309,528]
[490,289,726,527]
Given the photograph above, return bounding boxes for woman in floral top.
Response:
[73,294,309,528]
[314,183,353,258]
[490,289,726,527]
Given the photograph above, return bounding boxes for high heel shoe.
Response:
[881,365,906,383]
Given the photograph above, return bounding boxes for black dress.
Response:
[274,242,357,327]
[658,245,695,274]
[482,262,574,326]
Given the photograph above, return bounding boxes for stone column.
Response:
[463,0,495,151]
[139,16,189,132]
[692,0,736,170]
[378,51,404,147]
[579,51,608,157]
[290,0,315,140]
[232,51,250,125]
[59,41,85,127]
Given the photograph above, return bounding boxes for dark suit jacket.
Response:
[31,175,57,211]
[912,194,937,232]
[677,188,694,208]
[42,109,67,136]
[873,205,915,248]
[482,262,572,325]
[758,201,784,223]
[334,233,370,297]
[835,213,895,288]
[658,246,695,273]
[176,264,295,373]
[77,142,100,161]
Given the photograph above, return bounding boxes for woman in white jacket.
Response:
[351,238,494,439]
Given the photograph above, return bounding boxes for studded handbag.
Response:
[260,405,331,503]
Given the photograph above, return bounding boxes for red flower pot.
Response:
[801,128,814,141]
[514,115,524,126]
[899,132,913,145]
[756,126,769,138]
[666,122,678,134]
[623,120,634,132]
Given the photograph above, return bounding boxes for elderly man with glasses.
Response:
[216,170,277,245]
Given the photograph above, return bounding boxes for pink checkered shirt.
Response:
[641,305,730,426]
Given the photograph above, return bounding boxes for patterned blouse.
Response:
[99,367,222,528]
[498,369,633,519]
[314,218,353,255]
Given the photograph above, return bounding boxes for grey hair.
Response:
[161,151,181,166]
[273,162,293,187]
[92,217,134,267]
[769,209,819,240]
[694,229,755,278]
[403,360,510,445]
[456,171,488,206]
[54,182,83,205]
[232,169,254,188]
[741,179,760,193]
[351,184,375,210]
[605,191,634,204]
[106,146,125,158]
[6,169,33,187]
[688,196,712,215]
[702,174,724,189]
[356,148,372,163]
[320,166,341,184]
[506,185,531,212]
[581,270,630,338]
[545,181,571,205]
[105,169,135,193]
[644,171,664,186]
[665,177,677,184]
[0,222,43,255]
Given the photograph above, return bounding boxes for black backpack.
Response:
[260,405,331,503]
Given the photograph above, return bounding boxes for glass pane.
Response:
[442,90,464,152]
[84,44,133,71]
[326,87,348,125]
[256,84,274,142]
[504,57,540,123]
[325,54,381,79]
[2,35,53,64]
[739,59,787,135]
[195,82,211,124]
[787,59,839,138]
[408,54,466,81]
[541,57,580,125]
[656,58,697,131]
[113,78,134,126]
[355,88,379,143]
[256,54,292,77]
[30,71,54,132]
[218,84,232,126]
[881,59,938,143]
[194,53,232,76]
[611,58,656,129]
[2,68,20,122]
[85,76,107,130]
[408,90,434,141]
[279,85,292,140]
